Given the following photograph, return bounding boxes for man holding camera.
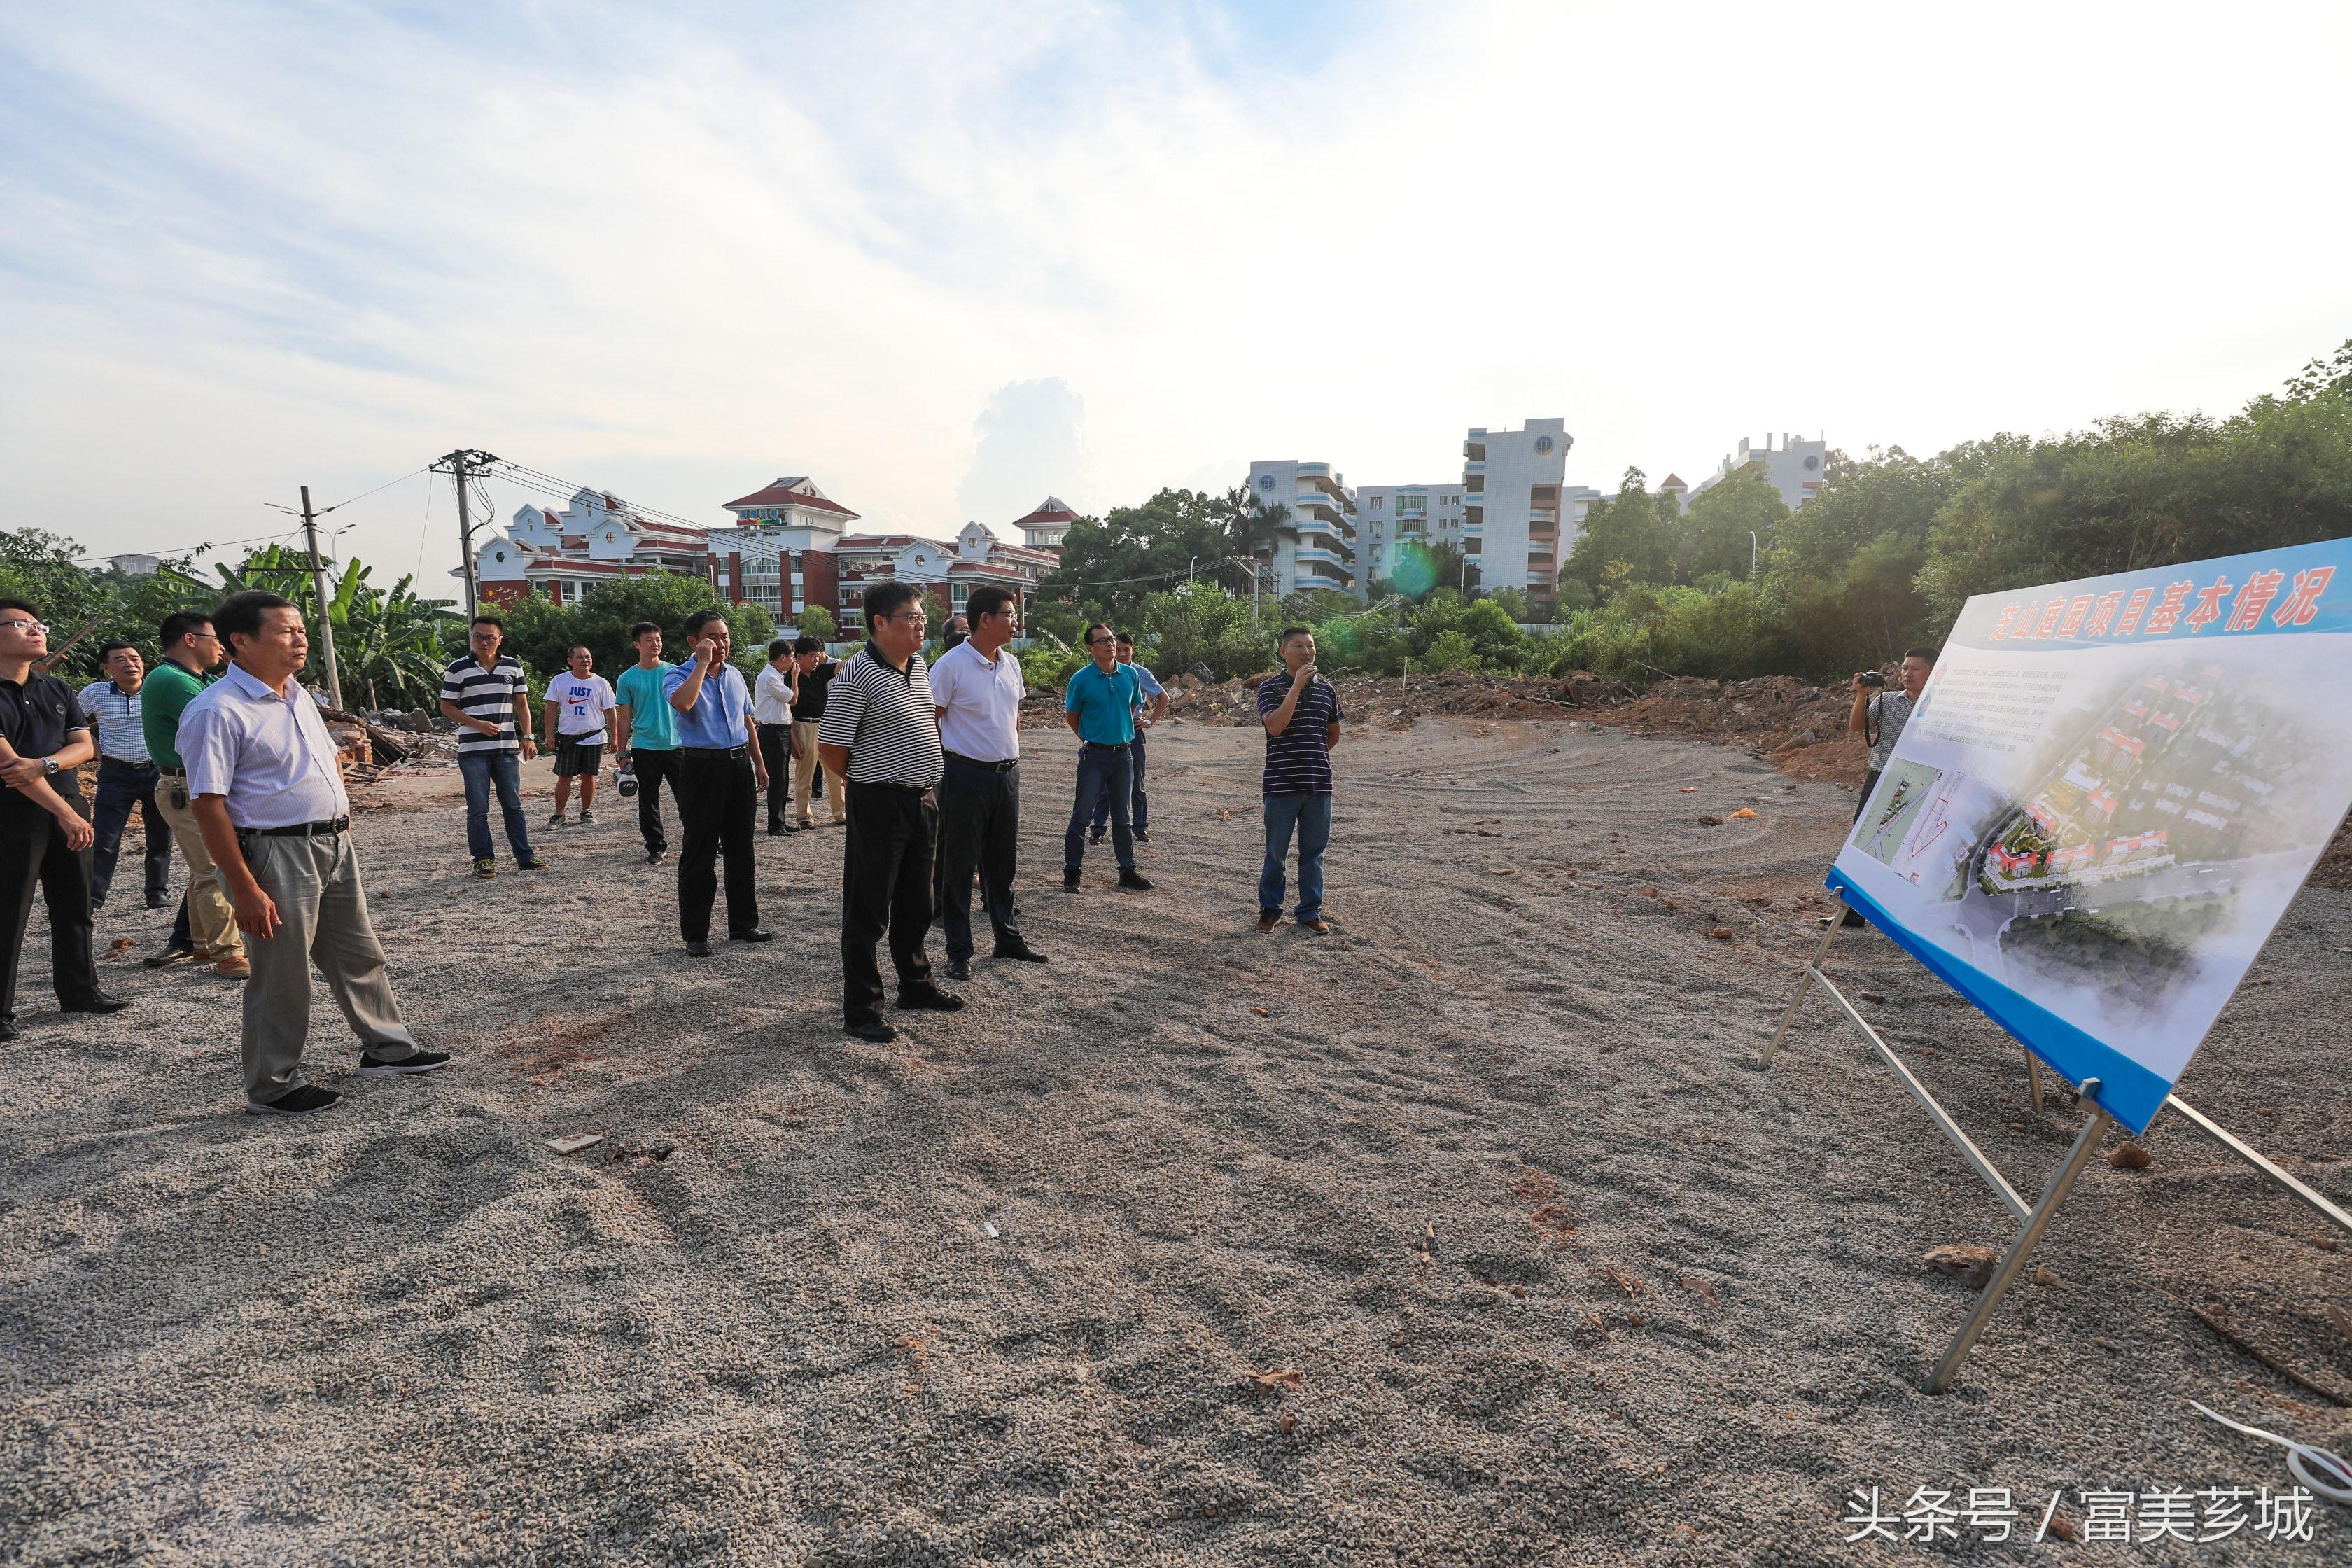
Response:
[1838,646,1936,926]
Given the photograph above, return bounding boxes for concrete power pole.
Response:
[300,484,346,710]
[432,449,500,616]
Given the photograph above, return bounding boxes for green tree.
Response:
[1039,488,1250,624]
[1671,470,1788,582]
[1561,470,1674,603]
[497,576,771,692]
[1135,579,1272,679]
[797,603,838,643]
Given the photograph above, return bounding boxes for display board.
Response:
[1828,539,2352,1135]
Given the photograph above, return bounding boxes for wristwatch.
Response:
[41,757,58,777]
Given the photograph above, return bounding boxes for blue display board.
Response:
[1828,538,2352,1134]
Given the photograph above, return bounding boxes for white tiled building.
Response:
[1688,433,1828,512]
[1354,484,1466,591]
[1245,460,1357,598]
[1461,418,1576,603]
[470,487,718,608]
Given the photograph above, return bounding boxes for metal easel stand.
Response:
[1758,902,2115,1392]
[2162,1094,2352,1236]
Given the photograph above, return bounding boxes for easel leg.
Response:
[1926,1084,2111,1394]
[1760,908,1842,1070]
[2026,1053,2044,1117]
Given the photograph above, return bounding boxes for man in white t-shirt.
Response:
[754,638,799,834]
[928,585,1044,979]
[542,644,617,827]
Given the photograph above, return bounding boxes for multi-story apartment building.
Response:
[1461,418,1573,603]
[470,486,720,608]
[825,522,1056,634]
[1355,483,1466,590]
[1245,460,1357,598]
[1010,496,1076,556]
[1688,433,1827,512]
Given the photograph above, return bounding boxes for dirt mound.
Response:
[1580,675,1870,785]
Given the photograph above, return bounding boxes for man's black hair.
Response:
[98,638,141,662]
[216,590,295,654]
[628,621,662,640]
[966,586,1014,622]
[682,607,727,636]
[567,643,592,657]
[470,613,505,631]
[864,580,920,622]
[794,634,825,655]
[160,610,214,650]
[1903,645,1938,663]
[1114,630,1135,647]
[768,638,794,661]
[0,598,38,621]
[1278,625,1313,648]
[1084,622,1114,648]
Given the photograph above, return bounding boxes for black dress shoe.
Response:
[1116,869,1154,891]
[944,956,972,981]
[62,995,130,1015]
[0,1020,18,1043]
[1063,868,1082,892]
[685,940,713,958]
[146,892,169,909]
[896,984,965,1011]
[846,1019,897,1043]
[729,927,774,943]
[992,939,1048,963]
[645,848,666,864]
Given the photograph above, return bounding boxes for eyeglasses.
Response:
[0,620,48,634]
[1086,635,1114,646]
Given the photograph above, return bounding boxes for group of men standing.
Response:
[0,575,1348,1113]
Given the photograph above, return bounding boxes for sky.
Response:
[3,1,2348,584]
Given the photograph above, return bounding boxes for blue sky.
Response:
[4,1,2348,580]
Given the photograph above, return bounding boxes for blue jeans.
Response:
[458,750,535,863]
[1064,744,1133,870]
[1088,730,1147,834]
[91,758,171,905]
[1259,792,1331,923]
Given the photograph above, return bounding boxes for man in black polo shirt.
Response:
[0,598,127,1040]
[817,582,961,1042]
[790,635,846,826]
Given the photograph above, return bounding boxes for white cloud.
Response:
[1,1,2346,582]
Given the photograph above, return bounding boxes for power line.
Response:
[76,526,304,565]
[1037,555,1264,592]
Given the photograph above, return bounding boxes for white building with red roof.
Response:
[467,474,1069,634]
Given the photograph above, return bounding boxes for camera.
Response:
[1856,671,1889,688]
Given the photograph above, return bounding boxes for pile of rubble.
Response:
[1579,675,1872,785]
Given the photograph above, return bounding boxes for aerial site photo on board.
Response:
[1832,541,2352,1133]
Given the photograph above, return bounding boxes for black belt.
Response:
[238,816,349,839]
[849,779,935,795]
[1083,741,1130,752]
[944,750,1018,773]
[101,757,160,769]
[679,745,748,759]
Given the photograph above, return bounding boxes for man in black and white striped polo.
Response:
[438,614,549,881]
[817,581,962,1043]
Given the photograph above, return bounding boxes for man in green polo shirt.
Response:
[144,608,246,976]
[1060,622,1151,892]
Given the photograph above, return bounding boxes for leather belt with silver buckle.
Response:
[238,816,350,839]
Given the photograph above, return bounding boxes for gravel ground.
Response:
[2,716,2346,1565]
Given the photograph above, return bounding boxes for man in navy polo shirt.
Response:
[1060,623,1152,893]
[1254,625,1344,932]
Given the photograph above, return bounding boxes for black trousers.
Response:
[841,781,937,1026]
[757,723,794,830]
[630,748,680,854]
[937,756,1022,962]
[676,750,758,943]
[0,800,102,1023]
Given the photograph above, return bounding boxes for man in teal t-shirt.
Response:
[1060,622,1149,890]
[613,622,681,864]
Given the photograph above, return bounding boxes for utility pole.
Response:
[431,449,500,615]
[299,485,346,709]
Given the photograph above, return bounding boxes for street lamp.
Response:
[1749,532,1760,575]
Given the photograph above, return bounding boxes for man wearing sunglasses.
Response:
[0,600,128,1040]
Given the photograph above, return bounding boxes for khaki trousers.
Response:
[792,719,845,822]
[239,830,417,1104]
[153,777,244,958]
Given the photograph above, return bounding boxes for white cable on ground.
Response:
[2190,1401,2352,1504]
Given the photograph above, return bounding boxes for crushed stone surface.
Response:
[4,718,2346,1564]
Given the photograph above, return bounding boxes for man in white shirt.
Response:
[927,586,1044,979]
[78,639,174,909]
[754,638,799,835]
[181,591,448,1116]
[541,644,617,828]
